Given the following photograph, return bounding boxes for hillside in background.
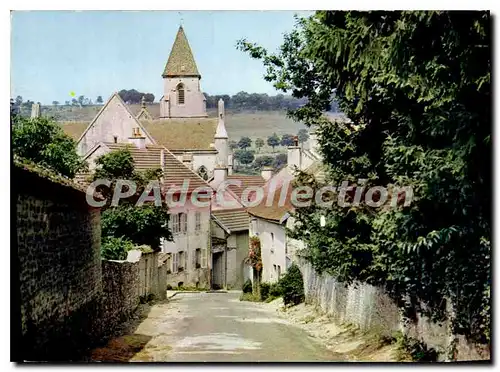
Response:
[28,103,345,142]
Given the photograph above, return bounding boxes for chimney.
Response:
[128,127,146,149]
[213,167,228,187]
[287,136,301,173]
[261,166,274,181]
[228,153,234,175]
[308,129,320,157]
[30,103,41,119]
[141,95,146,109]
[182,152,193,169]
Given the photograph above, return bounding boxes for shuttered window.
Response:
[201,248,208,268]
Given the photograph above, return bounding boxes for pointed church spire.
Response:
[162,26,200,78]
[215,99,228,139]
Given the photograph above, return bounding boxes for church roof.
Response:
[162,26,200,78]
[140,118,218,151]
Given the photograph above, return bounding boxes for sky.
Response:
[10,10,313,105]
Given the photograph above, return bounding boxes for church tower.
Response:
[160,26,207,118]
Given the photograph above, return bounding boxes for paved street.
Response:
[90,292,342,362]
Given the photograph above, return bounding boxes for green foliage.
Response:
[239,293,261,302]
[273,153,288,169]
[93,148,173,250]
[260,282,270,300]
[101,236,135,261]
[255,138,265,151]
[242,279,253,294]
[280,133,295,147]
[238,136,252,150]
[234,149,255,165]
[395,333,439,362]
[279,264,305,306]
[239,11,491,343]
[298,128,309,144]
[254,155,274,169]
[267,132,280,151]
[11,115,87,178]
[229,140,238,150]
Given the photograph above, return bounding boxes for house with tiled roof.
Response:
[247,134,325,283]
[60,25,233,182]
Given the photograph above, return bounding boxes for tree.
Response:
[12,115,86,178]
[280,133,295,147]
[297,128,309,146]
[15,96,23,107]
[92,148,173,250]
[234,149,255,165]
[254,155,274,169]
[71,98,78,106]
[118,89,155,104]
[238,136,252,150]
[239,11,491,344]
[52,101,59,107]
[78,95,85,106]
[273,153,287,169]
[229,140,238,150]
[65,100,70,106]
[255,138,265,152]
[96,95,103,104]
[267,133,280,152]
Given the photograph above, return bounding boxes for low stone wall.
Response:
[299,260,489,361]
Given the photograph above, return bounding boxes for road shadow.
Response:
[83,298,173,362]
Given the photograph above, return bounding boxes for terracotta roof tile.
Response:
[247,185,294,223]
[104,143,211,193]
[226,174,266,201]
[141,118,218,151]
[212,208,250,232]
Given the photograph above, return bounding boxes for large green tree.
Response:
[12,115,86,178]
[239,11,491,345]
[93,148,173,252]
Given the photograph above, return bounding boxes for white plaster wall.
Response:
[162,203,211,287]
[192,153,217,178]
[77,95,154,156]
[253,218,287,283]
[85,146,110,171]
[163,77,207,118]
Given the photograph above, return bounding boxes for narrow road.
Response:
[90,292,342,362]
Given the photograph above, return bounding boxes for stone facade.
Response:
[161,77,207,118]
[15,165,103,361]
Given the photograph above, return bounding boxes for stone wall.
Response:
[15,163,169,361]
[15,165,103,361]
[299,259,490,361]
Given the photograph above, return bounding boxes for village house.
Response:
[247,134,325,283]
[58,25,260,290]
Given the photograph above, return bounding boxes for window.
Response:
[178,251,185,271]
[177,84,185,105]
[180,213,187,233]
[113,135,118,143]
[172,253,179,273]
[171,214,180,234]
[277,265,281,278]
[201,248,208,268]
[197,166,208,180]
[195,248,201,268]
[172,213,187,234]
[195,212,201,232]
[270,232,275,253]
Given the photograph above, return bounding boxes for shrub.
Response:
[279,263,305,306]
[269,282,282,297]
[101,236,135,260]
[260,282,270,301]
[242,279,253,294]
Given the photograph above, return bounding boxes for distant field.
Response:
[40,104,344,151]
